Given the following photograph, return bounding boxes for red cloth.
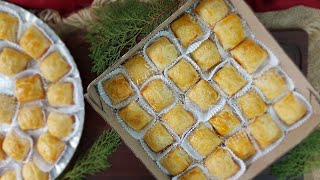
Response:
[245,0,320,12]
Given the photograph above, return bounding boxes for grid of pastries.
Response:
[97,0,311,179]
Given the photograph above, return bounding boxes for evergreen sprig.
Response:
[86,0,180,74]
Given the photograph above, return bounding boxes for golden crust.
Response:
[187,80,219,111]
[0,135,6,160]
[160,146,192,176]
[167,59,200,92]
[0,94,16,125]
[141,79,174,112]
[15,74,45,103]
[0,47,31,77]
[162,103,196,136]
[231,39,268,74]
[214,14,245,50]
[20,26,51,60]
[273,92,307,125]
[18,106,44,130]
[103,74,134,105]
[254,68,287,100]
[0,12,18,42]
[146,37,179,71]
[225,130,256,160]
[190,39,221,72]
[144,122,174,153]
[118,101,152,131]
[209,105,240,136]
[123,54,156,87]
[238,90,268,120]
[3,130,31,161]
[47,112,74,139]
[179,167,206,180]
[171,14,203,47]
[22,161,49,180]
[1,170,16,180]
[40,52,71,82]
[47,82,74,107]
[213,64,247,96]
[249,113,282,149]
[189,123,221,156]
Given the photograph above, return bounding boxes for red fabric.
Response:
[245,0,320,12]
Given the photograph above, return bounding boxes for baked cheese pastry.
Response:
[22,161,49,180]
[238,90,268,120]
[36,132,65,164]
[0,47,31,77]
[47,82,74,107]
[3,130,31,161]
[0,94,16,125]
[18,106,44,130]
[1,170,16,180]
[15,74,45,103]
[0,135,6,160]
[225,130,256,160]
[144,122,174,153]
[0,12,18,42]
[179,167,206,180]
[47,112,74,139]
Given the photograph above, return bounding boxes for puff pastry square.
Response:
[123,54,156,87]
[273,92,307,125]
[1,170,16,180]
[167,59,200,92]
[36,132,65,164]
[162,103,196,136]
[225,130,256,160]
[214,14,245,50]
[0,94,16,125]
[205,147,239,179]
[238,90,267,120]
[179,167,206,180]
[3,130,31,161]
[171,14,203,47]
[18,106,44,130]
[146,37,179,71]
[187,80,219,111]
[118,100,152,131]
[141,79,174,112]
[249,113,282,149]
[47,82,74,107]
[190,39,221,72]
[231,39,268,74]
[22,161,49,180]
[144,122,174,153]
[0,135,6,160]
[254,68,287,100]
[195,0,229,28]
[213,64,247,96]
[47,112,74,139]
[102,74,134,105]
[209,105,240,136]
[40,51,71,82]
[20,26,51,60]
[0,47,31,77]
[15,74,45,103]
[188,123,221,156]
[0,12,18,42]
[160,146,192,176]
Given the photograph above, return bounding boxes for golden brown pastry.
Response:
[141,79,174,112]
[225,130,256,160]
[209,105,241,136]
[18,106,44,130]
[118,100,152,131]
[238,90,268,120]
[20,26,51,60]
[0,47,31,77]
[0,94,16,125]
[212,64,247,96]
[3,130,31,161]
[36,132,66,164]
[249,113,282,149]
[171,14,203,47]
[162,103,196,136]
[144,122,174,153]
[47,112,74,139]
[15,74,45,103]
[47,82,74,107]
[146,37,179,71]
[0,170,16,180]
[0,135,6,160]
[160,146,192,176]
[40,51,71,82]
[188,123,221,157]
[0,12,18,42]
[254,68,287,100]
[214,14,245,50]
[102,74,134,105]
[205,147,239,179]
[273,92,307,125]
[194,0,229,28]
[190,39,221,72]
[167,59,200,92]
[179,167,206,180]
[22,161,49,180]
[123,54,156,87]
[187,79,219,111]
[231,39,268,74]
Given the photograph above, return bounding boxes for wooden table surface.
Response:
[62,29,309,180]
